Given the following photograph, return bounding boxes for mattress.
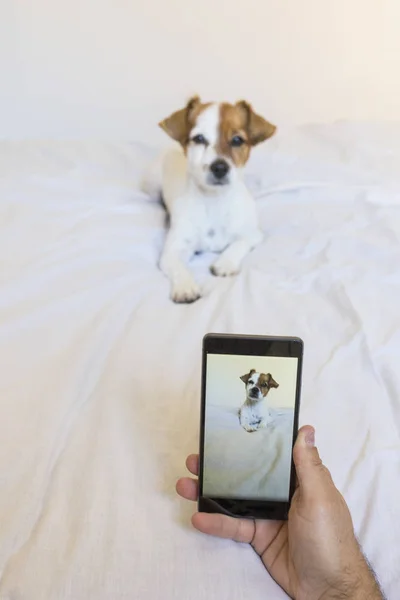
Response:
[0,123,399,599]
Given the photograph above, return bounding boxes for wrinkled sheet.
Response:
[204,407,294,501]
[0,123,399,599]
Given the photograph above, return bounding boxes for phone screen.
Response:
[199,335,303,520]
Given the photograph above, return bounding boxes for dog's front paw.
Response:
[240,418,262,432]
[171,277,201,304]
[243,424,258,433]
[210,256,240,278]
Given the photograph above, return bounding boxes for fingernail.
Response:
[305,428,315,446]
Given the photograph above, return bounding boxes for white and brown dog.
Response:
[141,96,276,303]
[239,369,279,433]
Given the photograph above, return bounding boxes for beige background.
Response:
[1,0,400,140]
[206,354,298,409]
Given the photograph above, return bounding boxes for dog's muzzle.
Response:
[209,159,230,185]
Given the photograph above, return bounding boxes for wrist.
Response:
[350,579,384,600]
[323,586,383,600]
[322,562,384,600]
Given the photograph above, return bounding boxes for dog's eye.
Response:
[231,135,244,147]
[192,134,207,145]
[261,382,268,387]
[248,380,254,385]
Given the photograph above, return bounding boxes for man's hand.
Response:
[176,426,384,600]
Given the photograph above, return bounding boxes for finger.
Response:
[192,512,255,544]
[176,477,198,501]
[186,454,199,476]
[293,426,334,495]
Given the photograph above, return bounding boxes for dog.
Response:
[238,369,279,432]
[141,96,276,303]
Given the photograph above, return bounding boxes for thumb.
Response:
[293,426,333,495]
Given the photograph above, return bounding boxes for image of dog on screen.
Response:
[239,369,279,432]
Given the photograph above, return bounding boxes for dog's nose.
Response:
[210,159,229,180]
[250,387,259,397]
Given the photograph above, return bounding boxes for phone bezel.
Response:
[198,333,304,521]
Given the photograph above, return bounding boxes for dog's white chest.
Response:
[200,217,232,252]
[192,194,247,253]
[239,401,271,433]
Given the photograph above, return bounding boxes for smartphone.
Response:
[198,333,303,521]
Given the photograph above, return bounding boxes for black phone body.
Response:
[198,334,303,521]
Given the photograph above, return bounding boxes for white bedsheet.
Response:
[204,407,293,501]
[0,123,399,599]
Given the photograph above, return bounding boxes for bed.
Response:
[0,123,399,599]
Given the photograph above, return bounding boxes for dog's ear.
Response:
[236,100,276,146]
[159,96,201,146]
[240,368,256,384]
[267,373,279,388]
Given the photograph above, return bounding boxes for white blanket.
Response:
[0,124,399,599]
[204,406,294,501]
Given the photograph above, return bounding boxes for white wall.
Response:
[1,0,399,142]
